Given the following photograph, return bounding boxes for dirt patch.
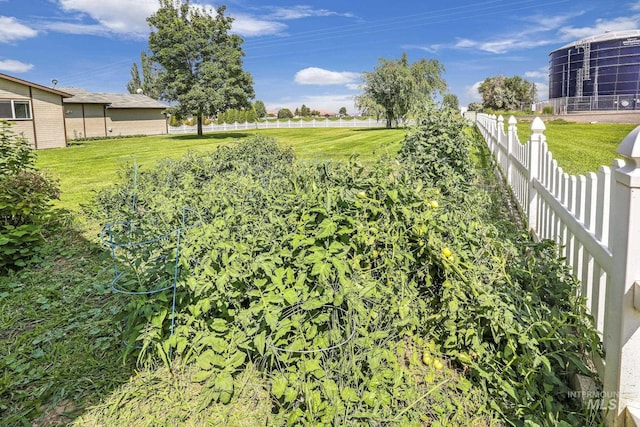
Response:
[36,399,78,427]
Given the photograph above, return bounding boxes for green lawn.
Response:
[36,128,404,210]
[516,121,636,175]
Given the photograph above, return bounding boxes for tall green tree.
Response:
[254,100,267,118]
[357,53,446,128]
[147,0,254,136]
[442,93,459,111]
[478,75,536,111]
[127,52,160,99]
[277,108,293,119]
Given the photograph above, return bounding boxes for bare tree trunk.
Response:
[197,114,203,136]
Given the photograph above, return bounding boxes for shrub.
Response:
[542,105,554,115]
[168,114,183,127]
[92,131,601,425]
[0,121,60,271]
[398,105,475,194]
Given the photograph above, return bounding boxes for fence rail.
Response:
[476,113,640,426]
[535,95,640,114]
[168,118,389,134]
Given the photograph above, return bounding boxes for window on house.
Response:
[0,100,32,120]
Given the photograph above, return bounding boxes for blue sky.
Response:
[1,0,639,113]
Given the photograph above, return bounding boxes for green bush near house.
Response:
[0,121,60,272]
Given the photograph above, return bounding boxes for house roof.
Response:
[59,87,168,109]
[0,73,73,97]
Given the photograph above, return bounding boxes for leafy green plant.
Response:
[0,121,60,271]
[89,125,601,425]
[398,105,475,194]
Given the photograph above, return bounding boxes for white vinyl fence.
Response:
[477,113,640,426]
[169,118,389,134]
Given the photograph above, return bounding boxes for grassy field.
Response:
[516,120,636,175]
[36,128,404,210]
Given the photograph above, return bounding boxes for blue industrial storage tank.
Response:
[548,30,640,111]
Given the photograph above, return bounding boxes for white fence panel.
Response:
[476,113,640,426]
[168,118,388,134]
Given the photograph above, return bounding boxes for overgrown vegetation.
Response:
[36,128,405,210]
[0,121,60,272]
[80,107,601,425]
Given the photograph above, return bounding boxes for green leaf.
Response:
[254,331,266,356]
[283,288,298,305]
[340,387,359,402]
[215,372,234,404]
[301,297,325,311]
[202,336,228,353]
[227,351,246,368]
[316,219,337,239]
[192,369,213,383]
[284,387,298,403]
[271,375,287,399]
[197,349,217,370]
[311,261,331,281]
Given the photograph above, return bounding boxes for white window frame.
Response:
[0,100,32,120]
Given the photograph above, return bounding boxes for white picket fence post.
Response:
[604,127,640,426]
[526,117,544,234]
[506,116,517,186]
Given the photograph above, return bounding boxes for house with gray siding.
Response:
[0,72,71,149]
[0,73,169,149]
[60,88,168,140]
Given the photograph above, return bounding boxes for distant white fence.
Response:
[535,95,640,114]
[168,118,388,134]
[477,113,640,426]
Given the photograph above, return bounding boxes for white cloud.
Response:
[426,12,576,55]
[0,59,34,73]
[53,1,284,38]
[295,67,360,86]
[402,43,441,53]
[457,37,554,54]
[527,12,584,32]
[0,16,38,43]
[455,39,476,49]
[49,2,352,39]
[630,1,640,11]
[269,6,353,20]
[231,15,287,37]
[534,82,549,101]
[345,83,360,91]
[42,21,113,37]
[464,81,483,103]
[56,0,157,36]
[524,68,548,80]
[559,16,640,40]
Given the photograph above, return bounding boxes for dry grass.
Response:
[73,362,274,427]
